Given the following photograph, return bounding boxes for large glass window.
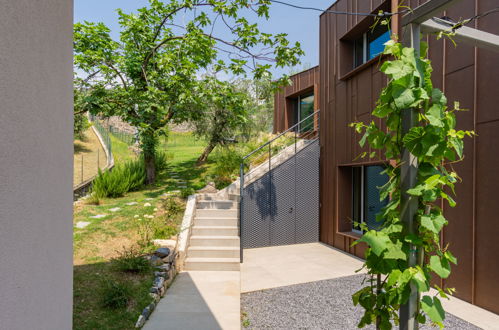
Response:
[353,25,390,68]
[352,165,389,233]
[297,93,314,133]
[368,25,390,60]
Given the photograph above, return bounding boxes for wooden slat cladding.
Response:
[273,66,320,133]
[318,0,499,314]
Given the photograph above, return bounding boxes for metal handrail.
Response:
[242,110,320,160]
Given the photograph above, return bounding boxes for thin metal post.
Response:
[399,22,421,330]
[81,155,84,183]
[268,143,272,246]
[239,163,244,263]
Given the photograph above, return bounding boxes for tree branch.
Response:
[105,62,129,90]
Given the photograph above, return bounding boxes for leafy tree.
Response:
[350,40,473,329]
[73,0,304,183]
[192,77,249,164]
[238,77,275,136]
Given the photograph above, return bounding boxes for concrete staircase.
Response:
[183,138,315,271]
[184,195,240,271]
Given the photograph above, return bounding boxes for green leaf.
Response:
[384,241,407,260]
[420,214,447,234]
[387,269,402,287]
[357,231,392,256]
[426,104,444,127]
[412,267,430,292]
[444,251,458,265]
[432,88,447,106]
[449,137,464,158]
[421,296,445,325]
[430,255,451,278]
[403,126,425,156]
[393,86,416,109]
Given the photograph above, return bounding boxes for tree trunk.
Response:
[144,151,156,184]
[197,143,216,165]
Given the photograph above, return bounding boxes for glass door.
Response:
[298,93,314,133]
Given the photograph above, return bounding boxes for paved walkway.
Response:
[144,271,240,330]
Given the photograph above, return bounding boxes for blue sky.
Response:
[74,0,335,77]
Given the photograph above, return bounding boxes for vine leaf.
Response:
[420,214,447,234]
[430,255,451,278]
[426,104,444,127]
[402,126,424,156]
[357,231,391,256]
[421,296,445,327]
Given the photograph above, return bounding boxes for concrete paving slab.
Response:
[241,243,365,293]
[144,271,240,330]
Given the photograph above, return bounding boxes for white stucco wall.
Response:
[0,1,74,329]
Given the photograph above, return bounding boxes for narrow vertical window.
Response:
[351,165,389,233]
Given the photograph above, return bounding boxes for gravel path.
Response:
[241,275,480,330]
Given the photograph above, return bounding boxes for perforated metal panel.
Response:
[242,172,271,248]
[241,140,320,249]
[295,140,320,243]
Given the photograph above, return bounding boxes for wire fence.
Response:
[107,125,137,146]
[91,118,113,155]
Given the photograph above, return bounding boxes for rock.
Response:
[159,287,166,297]
[90,214,107,219]
[150,293,160,303]
[153,239,176,249]
[135,315,146,328]
[157,263,171,272]
[149,255,163,266]
[141,306,152,320]
[75,221,90,229]
[153,276,165,289]
[109,207,121,212]
[154,247,171,258]
[126,202,138,206]
[145,198,154,201]
[148,302,156,312]
[150,287,160,294]
[197,182,218,193]
[154,271,167,278]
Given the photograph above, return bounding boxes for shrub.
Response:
[111,246,151,273]
[92,150,169,199]
[180,188,195,199]
[100,279,132,309]
[154,150,169,172]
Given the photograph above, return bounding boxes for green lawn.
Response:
[73,131,214,330]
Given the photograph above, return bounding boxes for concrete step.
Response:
[189,235,240,247]
[187,246,240,258]
[184,257,240,271]
[196,209,238,218]
[191,225,238,236]
[197,200,238,210]
[194,217,238,226]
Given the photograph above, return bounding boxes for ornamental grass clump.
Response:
[350,40,474,329]
[91,150,168,198]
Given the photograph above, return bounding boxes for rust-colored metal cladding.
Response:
[273,66,320,133]
[274,0,499,316]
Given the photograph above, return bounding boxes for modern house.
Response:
[273,0,499,316]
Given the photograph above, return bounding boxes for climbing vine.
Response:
[350,40,474,329]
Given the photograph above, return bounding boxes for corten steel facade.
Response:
[273,66,320,133]
[274,0,499,315]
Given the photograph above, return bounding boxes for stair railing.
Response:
[238,110,320,262]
